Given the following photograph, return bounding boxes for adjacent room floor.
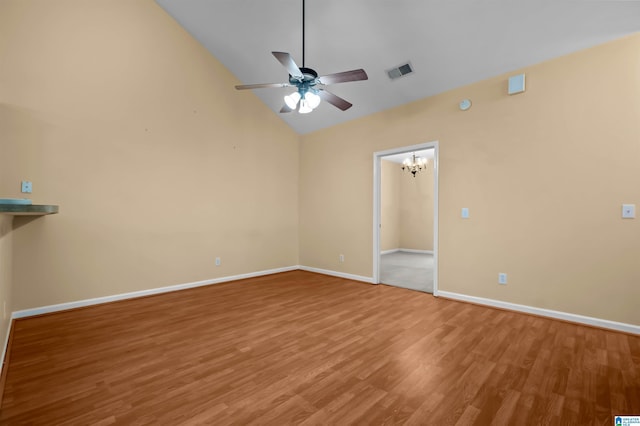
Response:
[380,251,433,293]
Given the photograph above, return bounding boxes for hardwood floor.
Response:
[1,270,638,424]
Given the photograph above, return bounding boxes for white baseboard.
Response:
[380,249,400,255]
[438,290,640,335]
[399,249,433,255]
[380,249,433,255]
[298,265,374,284]
[11,266,299,320]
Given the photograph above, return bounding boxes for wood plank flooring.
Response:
[1,270,638,424]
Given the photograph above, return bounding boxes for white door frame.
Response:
[373,141,439,295]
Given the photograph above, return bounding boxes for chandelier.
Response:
[402,153,427,177]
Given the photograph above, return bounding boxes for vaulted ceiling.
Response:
[156,0,640,135]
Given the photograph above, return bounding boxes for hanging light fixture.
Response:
[299,97,313,114]
[284,92,301,109]
[281,0,323,114]
[284,89,321,113]
[234,0,368,113]
[306,91,320,109]
[402,152,428,177]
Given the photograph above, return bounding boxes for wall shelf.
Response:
[0,204,59,216]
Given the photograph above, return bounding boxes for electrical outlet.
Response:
[339,254,344,263]
[21,181,32,193]
[498,273,507,285]
[215,257,221,266]
[622,204,636,219]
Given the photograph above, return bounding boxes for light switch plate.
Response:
[461,208,469,219]
[508,74,526,95]
[21,181,32,193]
[622,204,636,219]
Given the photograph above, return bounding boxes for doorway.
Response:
[373,142,438,294]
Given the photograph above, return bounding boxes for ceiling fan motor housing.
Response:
[290,67,318,84]
[289,67,319,97]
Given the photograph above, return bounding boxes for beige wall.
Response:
[399,159,434,251]
[0,216,12,353]
[0,0,299,310]
[300,34,640,326]
[380,160,400,251]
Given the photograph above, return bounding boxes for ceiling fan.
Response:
[234,0,368,114]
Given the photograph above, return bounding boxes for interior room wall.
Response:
[299,33,640,326]
[0,0,300,311]
[0,217,12,355]
[380,159,400,252]
[399,159,434,251]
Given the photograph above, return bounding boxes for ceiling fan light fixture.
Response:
[305,91,321,109]
[284,92,301,109]
[299,98,313,114]
[234,0,368,114]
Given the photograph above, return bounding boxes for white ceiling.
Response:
[155,0,640,135]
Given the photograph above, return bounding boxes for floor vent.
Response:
[387,62,414,80]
